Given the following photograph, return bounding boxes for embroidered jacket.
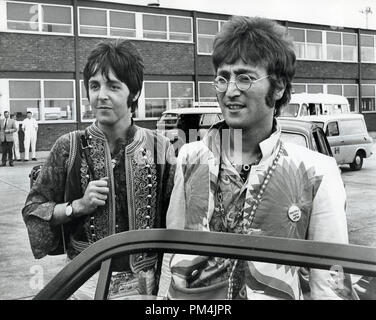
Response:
[159,120,351,300]
[22,122,175,273]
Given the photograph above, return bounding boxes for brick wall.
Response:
[77,38,195,76]
[0,33,75,72]
[295,61,358,80]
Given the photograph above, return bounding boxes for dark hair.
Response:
[212,16,296,116]
[83,39,144,113]
[27,111,32,114]
[4,111,9,115]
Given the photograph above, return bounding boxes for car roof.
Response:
[278,118,317,136]
[296,113,364,123]
[162,107,221,115]
[289,93,349,105]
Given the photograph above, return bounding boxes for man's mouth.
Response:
[226,104,245,110]
[97,106,112,110]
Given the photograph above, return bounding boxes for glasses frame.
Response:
[213,74,270,93]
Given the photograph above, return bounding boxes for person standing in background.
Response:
[22,111,38,161]
[10,114,21,161]
[0,111,18,166]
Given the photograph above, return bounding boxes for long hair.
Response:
[212,16,296,116]
[83,39,144,113]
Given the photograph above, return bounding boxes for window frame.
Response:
[142,80,195,120]
[77,7,192,43]
[360,34,376,63]
[361,84,376,113]
[289,27,358,62]
[6,0,73,35]
[9,79,76,123]
[196,18,227,55]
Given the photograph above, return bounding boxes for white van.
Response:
[298,114,373,170]
[279,93,351,118]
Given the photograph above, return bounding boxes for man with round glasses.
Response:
[159,16,354,300]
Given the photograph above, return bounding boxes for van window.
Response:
[326,122,339,136]
[339,119,365,135]
[308,103,320,115]
[200,113,221,126]
[280,132,309,148]
[281,103,300,117]
[312,121,324,129]
[158,113,178,125]
[300,104,309,116]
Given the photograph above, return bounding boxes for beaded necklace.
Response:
[215,141,284,299]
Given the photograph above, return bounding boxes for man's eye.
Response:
[111,85,120,90]
[89,83,98,90]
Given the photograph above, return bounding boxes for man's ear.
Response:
[274,80,285,100]
[132,91,140,101]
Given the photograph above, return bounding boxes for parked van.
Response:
[279,93,351,118]
[298,114,373,170]
[156,107,223,142]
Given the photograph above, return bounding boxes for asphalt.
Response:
[0,151,66,300]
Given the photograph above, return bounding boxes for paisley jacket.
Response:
[22,121,175,273]
[159,120,351,300]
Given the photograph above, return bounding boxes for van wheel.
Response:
[349,152,363,171]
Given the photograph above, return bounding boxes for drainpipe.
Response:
[357,28,363,114]
[73,0,80,129]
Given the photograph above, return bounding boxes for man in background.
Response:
[10,114,21,161]
[22,111,38,161]
[0,111,18,166]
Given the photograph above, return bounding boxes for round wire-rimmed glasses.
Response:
[213,74,270,93]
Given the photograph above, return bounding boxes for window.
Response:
[143,14,167,40]
[361,85,376,112]
[344,85,359,112]
[342,33,357,62]
[326,32,342,61]
[80,81,93,121]
[292,84,306,94]
[142,14,192,42]
[78,8,191,42]
[171,82,194,109]
[144,81,194,119]
[361,35,375,63]
[9,80,75,122]
[289,29,305,59]
[306,30,322,60]
[169,16,192,42]
[326,122,339,136]
[110,11,136,38]
[79,8,107,35]
[289,28,357,62]
[197,18,226,54]
[6,1,72,34]
[198,82,217,102]
[307,84,323,94]
[327,85,343,96]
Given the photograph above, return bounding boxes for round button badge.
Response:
[288,205,301,222]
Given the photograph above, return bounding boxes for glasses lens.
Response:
[236,74,252,91]
[214,76,228,92]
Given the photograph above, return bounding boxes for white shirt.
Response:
[22,117,38,133]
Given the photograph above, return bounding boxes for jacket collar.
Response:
[202,118,281,163]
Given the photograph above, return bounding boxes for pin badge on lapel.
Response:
[288,205,301,222]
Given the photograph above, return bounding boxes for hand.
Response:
[74,177,110,216]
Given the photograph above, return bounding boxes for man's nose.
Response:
[226,80,241,98]
[98,86,109,100]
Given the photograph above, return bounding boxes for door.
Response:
[325,121,345,164]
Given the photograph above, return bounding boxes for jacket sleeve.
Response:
[21,134,70,259]
[307,158,354,299]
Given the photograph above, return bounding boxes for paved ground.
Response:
[0,153,66,300]
[1,141,376,300]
